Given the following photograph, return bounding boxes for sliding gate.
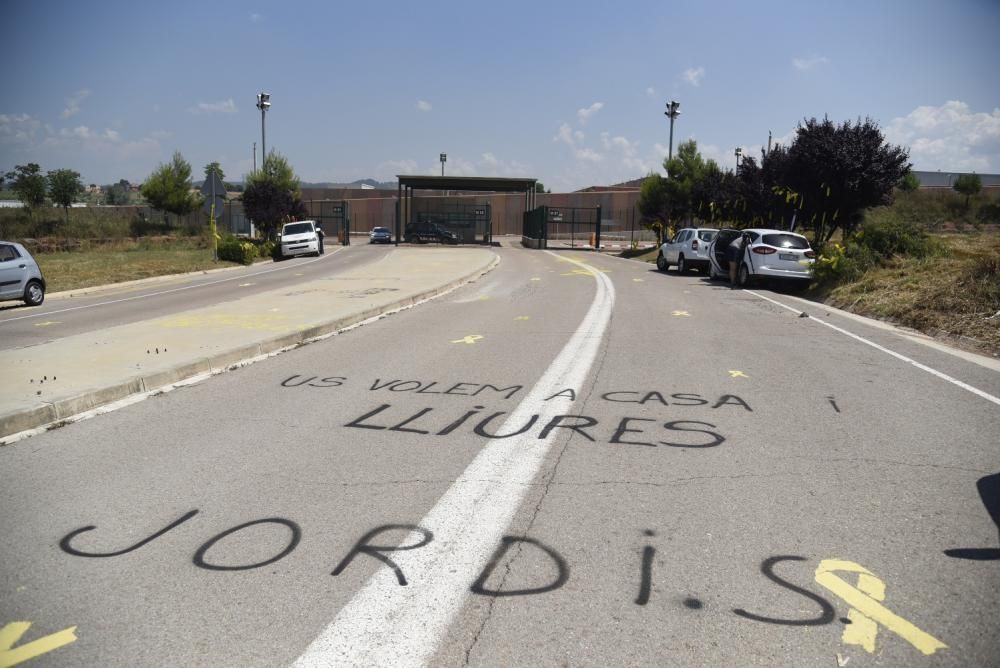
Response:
[522,206,602,250]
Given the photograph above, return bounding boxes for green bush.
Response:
[217,236,258,265]
[854,217,941,259]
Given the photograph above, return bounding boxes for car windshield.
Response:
[283,223,313,235]
[697,230,718,242]
[373,228,389,233]
[761,233,809,249]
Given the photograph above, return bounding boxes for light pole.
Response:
[256,92,270,169]
[664,100,681,163]
[252,141,256,172]
[440,153,447,177]
[734,147,742,173]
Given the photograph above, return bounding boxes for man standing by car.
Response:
[316,224,325,255]
[729,232,750,287]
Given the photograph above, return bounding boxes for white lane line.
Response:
[746,289,1000,407]
[292,251,615,668]
[0,247,347,324]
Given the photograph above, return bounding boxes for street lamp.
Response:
[440,153,447,177]
[734,147,742,172]
[664,100,681,163]
[256,92,271,170]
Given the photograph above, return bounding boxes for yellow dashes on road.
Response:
[0,622,78,667]
[632,278,644,282]
[815,559,947,656]
[728,370,748,378]
[238,283,254,287]
[672,310,690,317]
[561,268,609,277]
[451,335,483,345]
[514,316,530,321]
[530,277,542,281]
[33,321,61,327]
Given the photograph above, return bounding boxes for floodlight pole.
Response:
[665,100,681,164]
[440,153,447,177]
[256,92,271,168]
[734,147,742,173]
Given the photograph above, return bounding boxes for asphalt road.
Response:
[1,247,997,667]
[0,244,386,351]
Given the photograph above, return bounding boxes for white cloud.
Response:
[885,100,1000,172]
[102,128,121,143]
[62,89,91,118]
[250,12,261,22]
[190,99,237,114]
[576,102,604,125]
[575,148,604,162]
[793,56,829,71]
[682,67,705,87]
[554,122,576,146]
[0,113,42,143]
[377,159,419,176]
[416,100,432,112]
[646,87,655,96]
[481,152,498,166]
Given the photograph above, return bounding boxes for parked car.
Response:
[404,222,459,244]
[369,226,392,244]
[656,228,718,273]
[0,241,46,306]
[708,228,816,286]
[278,220,321,259]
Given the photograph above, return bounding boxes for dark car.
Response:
[404,222,459,244]
[369,226,392,244]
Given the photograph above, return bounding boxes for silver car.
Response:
[657,227,718,274]
[708,228,816,286]
[0,241,46,306]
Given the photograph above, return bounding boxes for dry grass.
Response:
[820,233,1000,355]
[36,238,244,293]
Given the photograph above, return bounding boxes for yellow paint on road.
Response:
[476,295,490,301]
[671,310,690,317]
[159,312,290,332]
[632,278,644,282]
[238,282,255,287]
[514,316,530,321]
[0,622,78,667]
[561,268,609,277]
[530,277,542,281]
[728,370,748,378]
[33,321,61,327]
[815,559,947,656]
[451,335,484,345]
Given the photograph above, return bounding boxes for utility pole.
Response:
[440,153,447,177]
[256,92,270,169]
[767,130,772,156]
[664,100,681,163]
[253,142,257,172]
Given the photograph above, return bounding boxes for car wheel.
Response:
[656,253,667,272]
[24,279,45,306]
[737,263,751,287]
[677,255,687,274]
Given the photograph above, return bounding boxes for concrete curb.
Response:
[0,253,500,442]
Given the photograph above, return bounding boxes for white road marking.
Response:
[0,247,346,324]
[292,251,615,668]
[746,289,1000,407]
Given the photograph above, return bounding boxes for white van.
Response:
[278,220,320,258]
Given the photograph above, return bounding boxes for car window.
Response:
[0,244,19,262]
[762,233,809,249]
[283,223,314,235]
[697,230,717,242]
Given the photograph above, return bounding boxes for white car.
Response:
[0,241,46,306]
[708,228,815,286]
[278,220,321,258]
[657,227,718,274]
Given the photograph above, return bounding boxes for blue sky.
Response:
[2,0,998,191]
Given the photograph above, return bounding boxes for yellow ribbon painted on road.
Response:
[0,622,78,667]
[815,559,947,656]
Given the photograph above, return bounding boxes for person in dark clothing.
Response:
[316,224,325,255]
[728,232,750,287]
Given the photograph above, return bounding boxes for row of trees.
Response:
[3,164,85,220]
[639,117,912,246]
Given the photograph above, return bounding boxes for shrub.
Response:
[217,236,258,265]
[855,217,941,259]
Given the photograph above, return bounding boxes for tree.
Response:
[899,171,920,193]
[47,168,84,221]
[637,173,668,243]
[204,161,225,183]
[783,117,910,242]
[535,182,546,193]
[4,163,47,211]
[142,151,199,220]
[105,179,131,205]
[242,151,303,239]
[953,173,982,209]
[662,140,717,226]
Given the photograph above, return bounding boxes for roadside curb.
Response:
[0,253,501,443]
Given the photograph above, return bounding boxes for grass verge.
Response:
[36,237,247,293]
